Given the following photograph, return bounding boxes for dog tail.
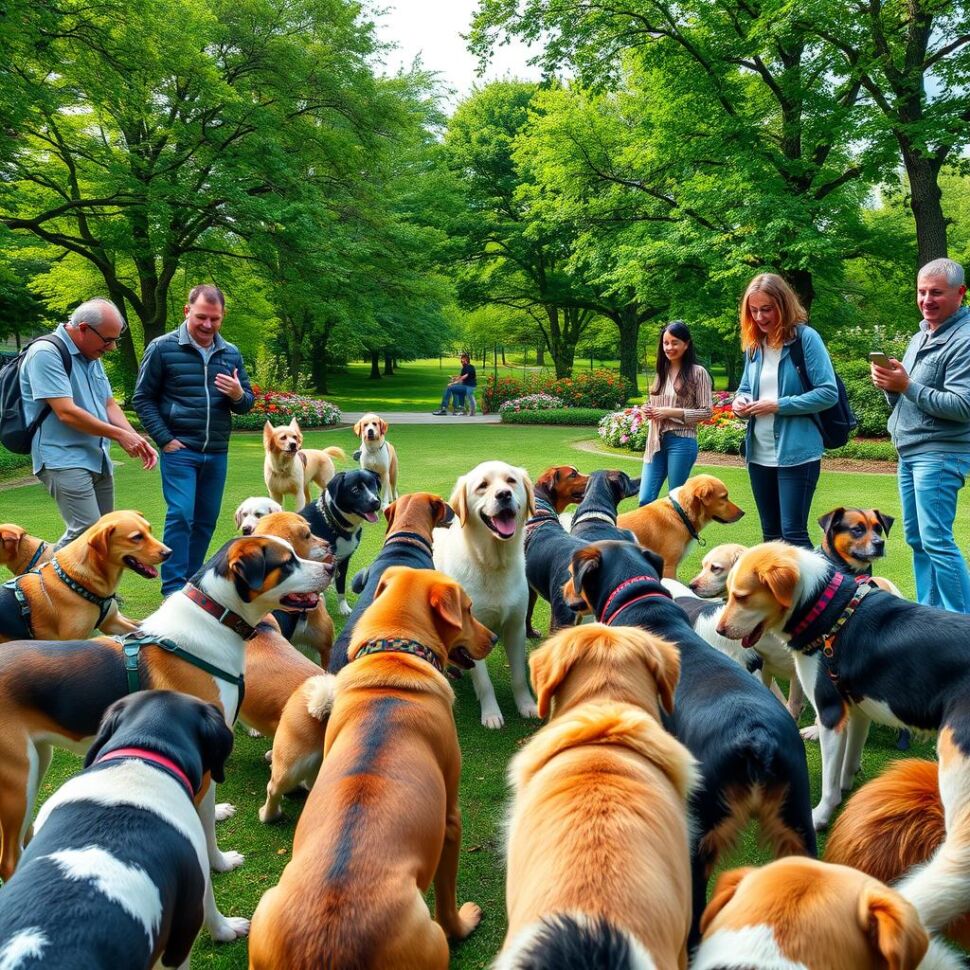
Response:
[324,446,347,463]
[492,915,657,970]
[304,674,338,721]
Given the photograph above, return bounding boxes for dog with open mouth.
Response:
[299,468,383,616]
[433,461,536,729]
[0,523,54,577]
[248,566,495,969]
[0,510,170,643]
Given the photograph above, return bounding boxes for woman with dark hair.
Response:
[732,273,838,548]
[637,321,713,506]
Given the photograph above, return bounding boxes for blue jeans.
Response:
[639,433,699,505]
[439,384,467,411]
[159,448,229,595]
[898,453,970,612]
[747,460,821,549]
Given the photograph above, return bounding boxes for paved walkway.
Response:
[340,410,501,425]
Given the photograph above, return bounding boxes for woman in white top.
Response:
[638,321,713,506]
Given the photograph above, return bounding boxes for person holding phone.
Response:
[637,321,713,505]
[133,284,254,595]
[871,258,970,613]
[732,273,838,548]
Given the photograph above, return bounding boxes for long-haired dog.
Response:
[263,418,346,508]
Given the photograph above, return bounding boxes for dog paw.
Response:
[517,699,540,719]
[258,804,283,825]
[338,600,352,617]
[209,915,251,942]
[812,806,833,832]
[264,749,273,764]
[247,727,262,739]
[212,849,245,873]
[454,902,482,940]
[526,627,542,639]
[800,724,820,742]
[481,710,505,730]
[215,802,236,822]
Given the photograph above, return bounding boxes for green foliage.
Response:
[0,445,32,477]
[839,359,893,439]
[501,407,610,426]
[826,438,898,462]
[482,369,630,412]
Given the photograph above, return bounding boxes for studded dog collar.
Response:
[355,637,444,673]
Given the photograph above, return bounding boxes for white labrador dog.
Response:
[434,461,536,729]
[234,496,283,536]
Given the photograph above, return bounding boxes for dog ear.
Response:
[84,696,131,767]
[351,567,369,595]
[521,469,536,518]
[88,523,116,560]
[289,417,299,431]
[566,546,603,610]
[640,546,665,577]
[229,539,269,597]
[818,507,844,534]
[233,506,245,529]
[448,477,469,526]
[0,525,26,548]
[352,418,363,437]
[429,581,465,641]
[859,883,928,970]
[196,701,235,784]
[379,418,388,436]
[384,499,398,529]
[700,867,754,935]
[759,560,799,609]
[640,633,680,714]
[529,632,579,718]
[874,510,895,537]
[433,496,456,528]
[263,419,273,440]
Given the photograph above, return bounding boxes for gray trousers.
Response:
[37,461,114,548]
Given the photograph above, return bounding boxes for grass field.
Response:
[4,422,963,968]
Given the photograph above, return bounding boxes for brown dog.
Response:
[263,418,347,508]
[248,566,495,969]
[0,524,53,576]
[354,412,399,510]
[617,474,745,578]
[0,510,170,642]
[496,623,696,970]
[694,857,952,970]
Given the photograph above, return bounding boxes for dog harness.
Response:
[24,541,48,573]
[668,495,704,545]
[597,574,673,626]
[0,581,33,639]
[524,496,561,550]
[355,636,444,674]
[95,746,196,800]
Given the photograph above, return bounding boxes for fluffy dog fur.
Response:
[353,412,399,509]
[263,418,347,508]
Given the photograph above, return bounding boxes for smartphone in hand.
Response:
[869,352,892,368]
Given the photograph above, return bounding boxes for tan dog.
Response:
[0,511,170,642]
[263,418,347,508]
[251,511,335,666]
[617,474,745,578]
[248,566,495,969]
[689,542,749,597]
[496,623,697,970]
[694,857,959,970]
[0,524,53,576]
[354,412,399,509]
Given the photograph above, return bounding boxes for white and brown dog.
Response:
[433,460,536,728]
[263,418,346,508]
[353,412,398,509]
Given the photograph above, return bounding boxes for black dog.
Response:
[0,691,234,969]
[328,492,454,672]
[564,539,816,949]
[299,468,382,616]
[568,469,640,543]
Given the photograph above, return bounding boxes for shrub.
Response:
[483,369,631,413]
[499,393,564,414]
[827,438,898,461]
[233,384,341,430]
[0,444,31,478]
[501,408,612,426]
[838,358,891,438]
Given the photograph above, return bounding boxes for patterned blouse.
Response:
[642,365,714,463]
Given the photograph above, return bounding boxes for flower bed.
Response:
[232,384,342,430]
[499,393,564,414]
[483,369,631,413]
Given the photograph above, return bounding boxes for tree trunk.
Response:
[904,149,948,267]
[104,287,140,403]
[369,350,381,379]
[784,267,815,313]
[536,341,544,366]
[308,320,335,394]
[383,351,394,376]
[501,346,506,365]
[614,305,641,395]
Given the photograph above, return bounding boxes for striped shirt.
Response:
[642,365,714,463]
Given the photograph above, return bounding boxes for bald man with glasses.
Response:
[20,297,157,548]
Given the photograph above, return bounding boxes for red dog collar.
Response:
[599,574,672,626]
[95,747,195,799]
[183,585,257,639]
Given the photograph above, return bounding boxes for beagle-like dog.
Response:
[248,566,495,969]
[817,506,903,596]
[0,534,332,941]
[0,510,170,643]
[353,412,399,510]
[0,523,53,576]
[496,624,696,970]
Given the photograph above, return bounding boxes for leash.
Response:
[183,584,257,639]
[51,557,116,627]
[355,636,444,674]
[668,495,704,546]
[598,574,673,626]
[382,531,434,556]
[95,746,195,800]
[118,631,246,723]
[319,491,357,540]
[24,541,48,573]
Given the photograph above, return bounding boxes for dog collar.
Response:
[25,541,47,573]
[571,510,616,527]
[183,585,257,639]
[785,573,874,651]
[668,495,704,545]
[382,531,434,556]
[355,637,444,673]
[599,574,672,626]
[95,746,195,799]
[51,557,116,625]
[320,491,356,539]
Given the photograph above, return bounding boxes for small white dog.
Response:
[234,496,283,536]
[352,413,399,510]
[433,460,536,729]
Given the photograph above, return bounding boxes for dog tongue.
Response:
[491,513,516,538]
[364,511,379,523]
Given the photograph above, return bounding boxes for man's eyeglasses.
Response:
[83,324,126,348]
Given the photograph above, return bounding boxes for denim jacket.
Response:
[736,324,838,466]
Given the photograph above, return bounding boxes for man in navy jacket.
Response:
[133,284,254,595]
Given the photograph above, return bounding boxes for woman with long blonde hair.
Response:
[732,273,837,547]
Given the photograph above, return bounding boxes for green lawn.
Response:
[5,423,960,968]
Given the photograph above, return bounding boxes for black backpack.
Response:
[0,334,73,454]
[788,330,856,450]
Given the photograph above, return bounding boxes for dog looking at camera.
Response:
[353,412,399,510]
[263,418,346,508]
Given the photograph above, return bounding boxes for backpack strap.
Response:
[26,335,74,439]
[787,328,824,438]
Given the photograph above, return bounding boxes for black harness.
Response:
[524,495,561,551]
[24,542,48,572]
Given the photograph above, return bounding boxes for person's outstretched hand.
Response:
[215,367,244,401]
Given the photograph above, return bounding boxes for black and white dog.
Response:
[0,691,233,969]
[299,469,382,615]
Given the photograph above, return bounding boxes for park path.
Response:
[339,410,500,425]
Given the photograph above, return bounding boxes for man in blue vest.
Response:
[133,284,254,595]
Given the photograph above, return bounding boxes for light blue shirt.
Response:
[20,323,114,475]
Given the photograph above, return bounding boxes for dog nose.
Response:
[496,489,512,502]
[242,526,253,536]
[490,631,499,646]
[688,579,699,590]
[715,623,727,637]
[873,538,884,549]
[160,547,173,561]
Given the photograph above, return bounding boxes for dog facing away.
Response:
[694,857,961,970]
[248,566,495,969]
[353,412,399,509]
[233,496,283,536]
[0,523,53,576]
[567,469,640,544]
[433,460,536,729]
[263,417,347,508]
[617,474,745,578]
[0,691,234,970]
[495,624,697,970]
